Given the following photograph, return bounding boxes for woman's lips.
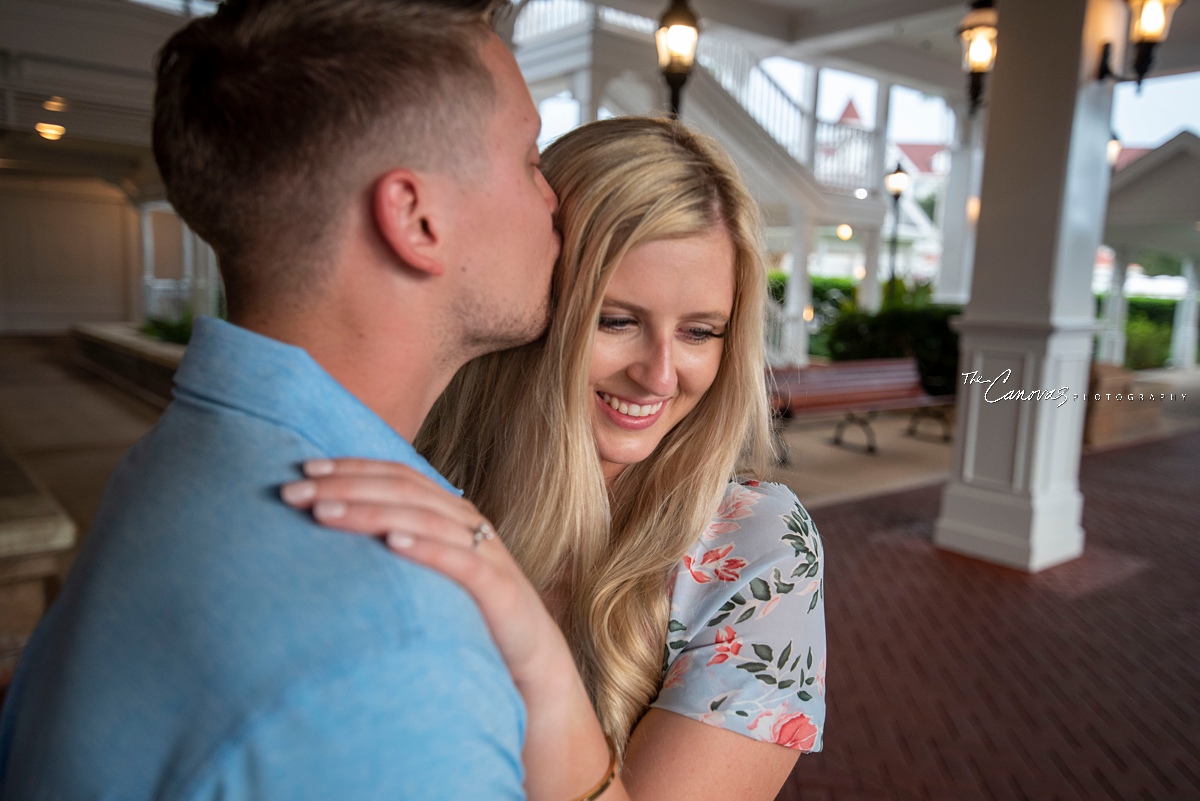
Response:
[595,392,668,431]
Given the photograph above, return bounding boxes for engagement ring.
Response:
[471,521,496,550]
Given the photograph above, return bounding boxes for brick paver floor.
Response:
[777,430,1200,801]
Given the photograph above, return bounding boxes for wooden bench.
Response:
[768,357,954,459]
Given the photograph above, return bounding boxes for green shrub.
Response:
[1127,296,1177,327]
[826,305,962,395]
[1123,316,1171,370]
[140,311,193,345]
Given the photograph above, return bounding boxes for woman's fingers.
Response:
[309,499,488,551]
[281,471,479,531]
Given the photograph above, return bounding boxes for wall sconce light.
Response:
[1098,0,1183,89]
[35,123,65,141]
[1107,131,1123,167]
[656,0,700,119]
[958,0,998,116]
[42,96,68,113]
[836,224,854,241]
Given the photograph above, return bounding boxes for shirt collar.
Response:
[173,317,459,495]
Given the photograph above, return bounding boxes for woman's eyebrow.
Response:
[602,298,730,324]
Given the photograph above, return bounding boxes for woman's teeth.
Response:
[600,393,663,418]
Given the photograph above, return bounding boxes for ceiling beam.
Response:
[819,40,964,97]
[595,0,800,42]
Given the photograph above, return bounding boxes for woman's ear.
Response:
[372,169,446,277]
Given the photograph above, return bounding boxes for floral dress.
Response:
[649,480,826,752]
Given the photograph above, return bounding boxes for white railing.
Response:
[814,120,873,193]
[513,0,594,42]
[513,0,874,193]
[696,38,810,165]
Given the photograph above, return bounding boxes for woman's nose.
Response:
[629,336,676,397]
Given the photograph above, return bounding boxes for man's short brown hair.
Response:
[153,0,505,313]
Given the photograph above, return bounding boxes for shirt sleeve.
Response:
[650,482,827,753]
[185,643,526,800]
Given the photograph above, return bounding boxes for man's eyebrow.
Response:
[602,299,730,324]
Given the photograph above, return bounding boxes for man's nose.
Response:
[630,336,676,397]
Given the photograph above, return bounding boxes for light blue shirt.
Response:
[0,317,525,800]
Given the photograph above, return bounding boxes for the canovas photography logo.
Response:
[961,369,1188,408]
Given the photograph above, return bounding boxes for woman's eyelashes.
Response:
[597,315,725,344]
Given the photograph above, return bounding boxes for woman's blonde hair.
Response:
[417,116,774,751]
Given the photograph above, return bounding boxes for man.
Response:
[0,0,558,797]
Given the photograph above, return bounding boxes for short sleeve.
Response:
[184,644,526,800]
[650,481,826,752]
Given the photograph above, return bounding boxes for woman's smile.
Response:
[595,391,669,429]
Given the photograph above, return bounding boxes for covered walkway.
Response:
[0,337,1197,799]
[778,428,1200,801]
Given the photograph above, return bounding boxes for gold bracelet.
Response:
[571,735,619,801]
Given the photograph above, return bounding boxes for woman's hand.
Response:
[281,457,556,685]
[281,458,627,801]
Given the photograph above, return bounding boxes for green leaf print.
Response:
[797,690,813,702]
[778,680,796,689]
[807,648,813,669]
[778,643,792,669]
[731,592,746,605]
[735,710,749,717]
[718,599,736,613]
[805,562,820,579]
[710,696,727,711]
[752,644,773,662]
[736,608,755,624]
[668,639,687,651]
[737,662,768,673]
[756,674,777,685]
[749,578,772,601]
[668,619,687,633]
[808,592,820,612]
[775,579,795,594]
[706,612,731,627]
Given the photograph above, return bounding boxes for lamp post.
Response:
[655,0,699,119]
[884,163,910,308]
[958,0,998,116]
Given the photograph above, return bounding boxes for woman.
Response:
[282,117,826,800]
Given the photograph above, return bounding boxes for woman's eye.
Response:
[681,327,723,344]
[598,316,636,332]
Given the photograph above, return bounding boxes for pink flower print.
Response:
[703,485,762,541]
[772,711,820,751]
[757,595,782,619]
[799,579,820,596]
[684,544,747,583]
[816,656,827,698]
[746,709,774,734]
[698,708,727,727]
[706,626,741,666]
[744,479,761,488]
[662,653,693,690]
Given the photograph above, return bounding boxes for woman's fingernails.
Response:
[388,532,414,549]
[304,459,335,477]
[281,481,315,504]
[313,500,346,519]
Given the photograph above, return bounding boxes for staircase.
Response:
[512,0,877,203]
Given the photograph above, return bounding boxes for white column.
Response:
[783,217,814,366]
[935,103,986,305]
[799,66,820,167]
[871,80,893,194]
[1097,246,1130,365]
[1168,257,1197,369]
[934,0,1117,573]
[859,226,882,313]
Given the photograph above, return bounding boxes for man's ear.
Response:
[372,169,446,277]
